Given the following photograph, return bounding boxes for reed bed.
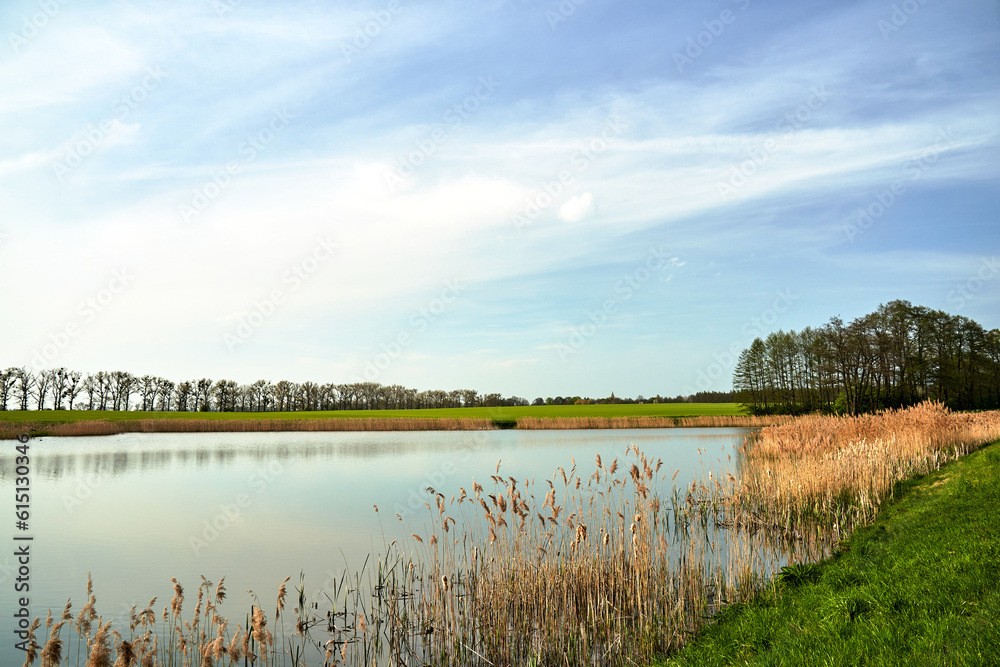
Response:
[725,402,1000,531]
[398,444,808,665]
[0,413,789,439]
[515,415,791,429]
[1,417,497,438]
[19,572,308,667]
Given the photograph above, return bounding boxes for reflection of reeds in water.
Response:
[23,402,1000,666]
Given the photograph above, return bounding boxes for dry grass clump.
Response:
[22,573,294,667]
[730,402,1000,529]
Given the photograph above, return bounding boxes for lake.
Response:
[0,427,752,666]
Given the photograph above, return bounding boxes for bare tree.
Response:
[273,380,293,412]
[65,371,83,410]
[459,389,480,407]
[156,378,175,411]
[0,368,16,410]
[195,378,213,411]
[250,380,272,411]
[110,371,135,411]
[15,368,34,410]
[174,381,193,412]
[95,371,113,410]
[138,375,158,411]
[49,368,70,409]
[211,379,238,412]
[33,369,53,410]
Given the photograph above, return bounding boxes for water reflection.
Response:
[0,428,757,667]
[1,430,754,491]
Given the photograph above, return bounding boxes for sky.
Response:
[1,0,998,400]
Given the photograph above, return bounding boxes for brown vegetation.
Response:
[727,401,1000,531]
[516,415,792,429]
[1,417,497,439]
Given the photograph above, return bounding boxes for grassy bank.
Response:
[0,403,774,438]
[657,437,1000,666]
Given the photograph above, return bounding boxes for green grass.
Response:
[654,439,1000,666]
[0,402,744,424]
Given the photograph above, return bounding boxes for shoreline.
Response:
[0,413,790,438]
[655,437,1000,665]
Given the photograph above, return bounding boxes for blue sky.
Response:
[1,0,998,399]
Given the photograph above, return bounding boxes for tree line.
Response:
[733,300,1000,415]
[0,367,735,413]
[0,371,535,412]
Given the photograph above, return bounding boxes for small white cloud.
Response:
[559,192,595,223]
[103,119,141,147]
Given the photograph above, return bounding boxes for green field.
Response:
[655,438,1000,666]
[0,402,743,424]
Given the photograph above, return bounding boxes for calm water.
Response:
[0,428,748,665]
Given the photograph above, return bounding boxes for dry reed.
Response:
[515,414,791,429]
[1,417,498,438]
[0,414,789,439]
[726,402,1000,530]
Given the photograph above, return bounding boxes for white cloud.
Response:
[559,192,595,223]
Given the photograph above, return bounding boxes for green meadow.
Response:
[0,402,743,424]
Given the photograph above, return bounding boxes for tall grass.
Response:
[515,415,792,429]
[725,402,1000,531]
